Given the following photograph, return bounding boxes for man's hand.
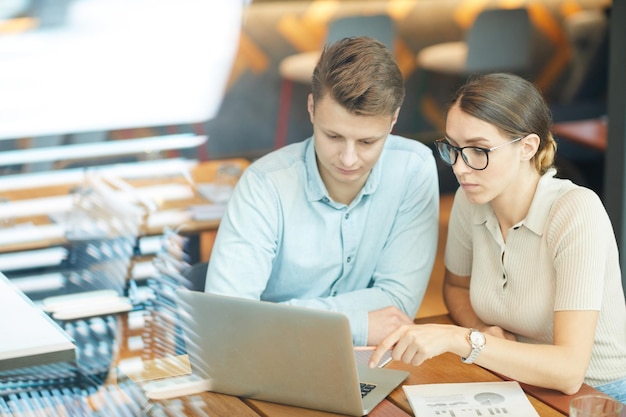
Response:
[367,306,413,346]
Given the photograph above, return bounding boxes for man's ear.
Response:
[522,134,540,160]
[307,94,315,123]
[390,107,400,132]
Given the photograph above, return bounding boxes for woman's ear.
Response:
[522,134,540,160]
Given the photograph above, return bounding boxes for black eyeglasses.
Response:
[435,136,523,170]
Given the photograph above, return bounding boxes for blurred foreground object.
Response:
[0,0,244,139]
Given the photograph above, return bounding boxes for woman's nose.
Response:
[452,154,472,175]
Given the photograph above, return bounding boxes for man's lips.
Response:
[336,167,359,175]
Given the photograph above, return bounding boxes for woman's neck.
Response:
[491,170,542,237]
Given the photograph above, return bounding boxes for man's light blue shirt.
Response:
[205,135,439,345]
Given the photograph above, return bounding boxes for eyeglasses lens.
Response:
[436,142,488,170]
[436,142,455,165]
[462,148,488,170]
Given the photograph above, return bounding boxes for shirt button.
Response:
[331,291,337,296]
[322,197,329,203]
[345,213,349,220]
[347,256,352,263]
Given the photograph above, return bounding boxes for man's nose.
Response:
[339,142,358,167]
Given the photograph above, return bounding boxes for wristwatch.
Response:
[461,328,486,364]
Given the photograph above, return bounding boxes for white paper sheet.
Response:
[403,381,540,417]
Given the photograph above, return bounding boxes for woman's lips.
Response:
[460,182,478,191]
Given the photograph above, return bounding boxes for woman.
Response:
[369,73,626,402]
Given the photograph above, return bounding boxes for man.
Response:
[205,37,439,346]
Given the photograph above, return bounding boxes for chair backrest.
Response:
[326,14,395,50]
[465,8,532,74]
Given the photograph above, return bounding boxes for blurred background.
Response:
[0,0,612,191]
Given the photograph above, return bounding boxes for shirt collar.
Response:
[523,168,568,235]
[472,168,567,236]
[303,136,382,204]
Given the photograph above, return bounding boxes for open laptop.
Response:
[175,289,408,416]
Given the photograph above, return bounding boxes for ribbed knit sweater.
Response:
[445,169,626,387]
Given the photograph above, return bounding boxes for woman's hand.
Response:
[369,324,465,368]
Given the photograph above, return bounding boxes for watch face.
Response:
[470,331,485,346]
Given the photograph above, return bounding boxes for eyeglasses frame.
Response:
[435,136,525,171]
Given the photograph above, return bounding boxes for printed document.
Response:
[403,381,539,417]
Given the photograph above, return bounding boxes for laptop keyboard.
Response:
[360,382,376,398]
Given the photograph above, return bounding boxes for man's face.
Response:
[308,94,398,203]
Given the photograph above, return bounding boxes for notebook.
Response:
[175,290,408,416]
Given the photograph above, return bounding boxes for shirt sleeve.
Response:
[204,167,281,298]
[548,188,613,310]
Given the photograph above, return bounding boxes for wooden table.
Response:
[110,313,574,417]
[552,117,607,152]
[0,303,588,416]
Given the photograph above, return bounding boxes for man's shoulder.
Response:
[384,135,434,160]
[249,141,307,175]
[382,135,436,176]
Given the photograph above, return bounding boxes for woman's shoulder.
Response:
[452,186,475,209]
[550,178,603,210]
[544,177,609,230]
[449,187,480,221]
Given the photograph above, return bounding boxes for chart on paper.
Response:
[403,381,539,417]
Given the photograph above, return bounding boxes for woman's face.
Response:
[444,103,524,205]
